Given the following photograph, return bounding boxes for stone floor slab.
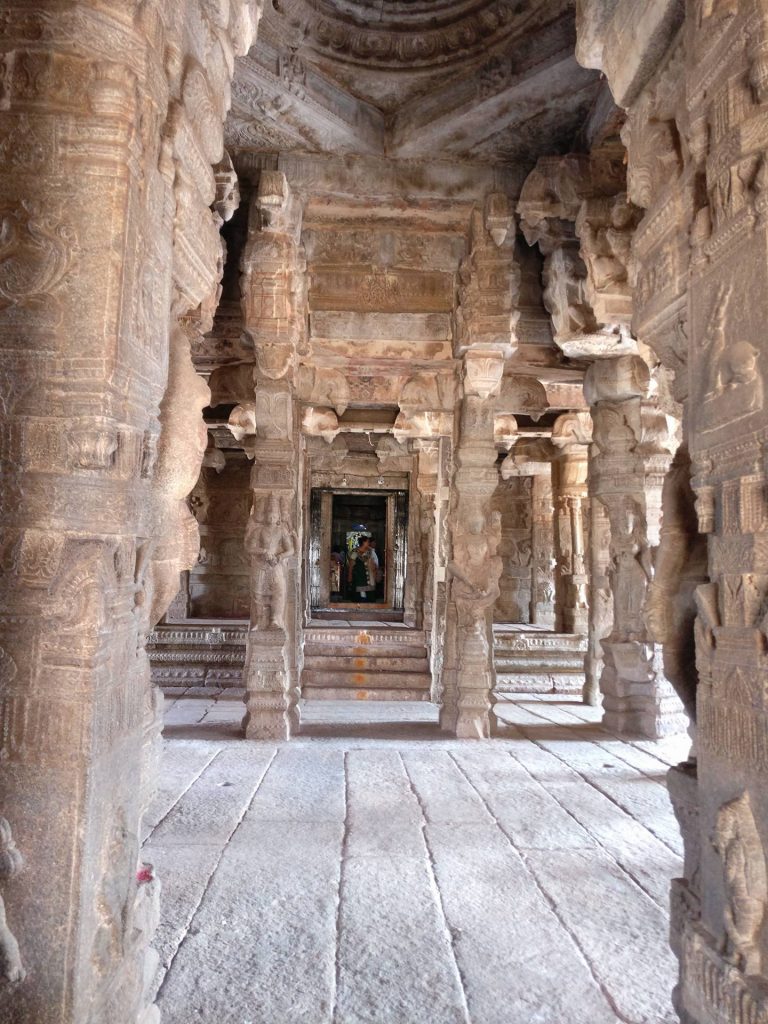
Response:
[145,696,684,1024]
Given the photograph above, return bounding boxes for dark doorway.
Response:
[308,488,408,614]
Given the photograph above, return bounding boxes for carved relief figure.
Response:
[712,792,767,975]
[701,283,763,420]
[246,494,295,631]
[608,496,653,641]
[579,197,638,292]
[644,445,707,724]
[448,512,503,633]
[0,818,24,985]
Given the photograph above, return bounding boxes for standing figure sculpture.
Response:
[713,792,767,975]
[0,818,24,986]
[245,494,295,631]
[449,512,503,638]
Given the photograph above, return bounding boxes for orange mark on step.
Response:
[355,690,370,700]
[353,658,366,669]
[352,673,367,685]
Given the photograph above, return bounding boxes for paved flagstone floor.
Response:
[143,694,690,1024]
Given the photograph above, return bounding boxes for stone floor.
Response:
[144,694,690,1024]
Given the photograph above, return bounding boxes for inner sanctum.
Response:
[4,1,768,1023]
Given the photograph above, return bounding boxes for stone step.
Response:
[303,643,428,661]
[302,685,431,701]
[305,627,427,647]
[494,656,585,671]
[492,629,586,695]
[303,654,430,673]
[301,669,431,691]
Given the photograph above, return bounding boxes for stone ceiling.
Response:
[226,0,603,165]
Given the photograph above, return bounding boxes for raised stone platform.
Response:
[148,621,248,689]
[493,625,587,693]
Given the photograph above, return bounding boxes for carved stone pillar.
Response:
[530,472,556,627]
[551,412,592,634]
[441,200,517,738]
[0,3,261,1022]
[584,466,613,706]
[441,350,505,738]
[585,355,684,738]
[499,438,556,627]
[239,171,304,740]
[414,445,439,634]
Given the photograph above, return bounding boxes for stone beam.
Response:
[391,50,597,160]
[229,42,384,156]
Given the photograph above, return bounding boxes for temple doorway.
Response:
[308,488,408,616]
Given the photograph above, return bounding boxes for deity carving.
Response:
[644,445,707,725]
[246,494,295,632]
[713,793,767,976]
[701,285,763,424]
[0,818,23,985]
[607,496,654,642]
[143,324,211,630]
[448,513,503,633]
[577,195,640,294]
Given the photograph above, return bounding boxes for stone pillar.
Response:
[0,3,261,1022]
[440,198,517,737]
[551,413,591,634]
[530,472,557,627]
[584,468,613,705]
[239,170,305,740]
[585,355,684,738]
[441,350,505,738]
[414,446,439,634]
[500,439,556,627]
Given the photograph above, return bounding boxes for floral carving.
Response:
[0,199,77,312]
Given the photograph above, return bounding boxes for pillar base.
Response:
[601,640,687,738]
[680,924,768,1024]
[241,629,294,741]
[455,708,495,739]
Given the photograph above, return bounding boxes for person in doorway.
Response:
[348,534,376,601]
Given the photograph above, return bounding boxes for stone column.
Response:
[530,472,556,627]
[585,355,685,738]
[500,438,555,627]
[441,350,505,738]
[584,468,613,705]
[414,445,439,634]
[0,3,261,1022]
[551,413,591,634]
[239,171,305,740]
[440,198,517,737]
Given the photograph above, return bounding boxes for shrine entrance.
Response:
[307,488,409,616]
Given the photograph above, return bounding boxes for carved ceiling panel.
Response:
[228,0,603,161]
